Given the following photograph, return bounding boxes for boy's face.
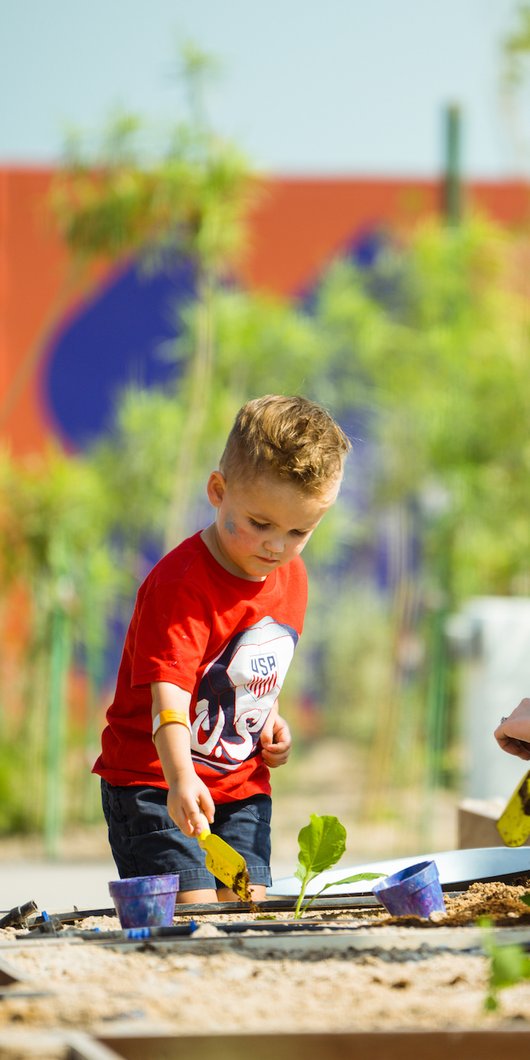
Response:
[204,470,342,581]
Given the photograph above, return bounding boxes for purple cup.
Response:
[108,873,179,928]
[372,860,445,917]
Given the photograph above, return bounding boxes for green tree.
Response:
[0,447,123,844]
[501,0,530,167]
[313,216,530,598]
[304,215,530,815]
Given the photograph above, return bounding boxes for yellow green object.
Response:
[496,770,530,847]
[197,827,250,900]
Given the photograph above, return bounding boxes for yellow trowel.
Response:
[496,769,530,847]
[197,826,250,900]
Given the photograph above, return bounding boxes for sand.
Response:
[1,881,530,1054]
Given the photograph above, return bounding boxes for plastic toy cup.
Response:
[108,873,179,928]
[372,860,445,918]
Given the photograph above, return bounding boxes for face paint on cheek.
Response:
[224,516,237,536]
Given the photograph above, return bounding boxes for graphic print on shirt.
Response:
[190,616,298,774]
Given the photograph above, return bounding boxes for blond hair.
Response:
[220,395,351,493]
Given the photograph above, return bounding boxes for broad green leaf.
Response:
[293,814,348,919]
[294,814,347,884]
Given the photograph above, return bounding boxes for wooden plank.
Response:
[65,1030,125,1059]
[97,1030,530,1060]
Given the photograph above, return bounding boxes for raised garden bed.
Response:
[1,880,530,1058]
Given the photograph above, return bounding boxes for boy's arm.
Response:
[151,682,215,835]
[260,698,292,768]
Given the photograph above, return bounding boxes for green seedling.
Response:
[293,813,385,918]
[480,917,530,1011]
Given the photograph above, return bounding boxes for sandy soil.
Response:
[1,881,530,1055]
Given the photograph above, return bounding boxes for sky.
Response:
[1,0,528,177]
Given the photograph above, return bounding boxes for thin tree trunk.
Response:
[163,271,214,551]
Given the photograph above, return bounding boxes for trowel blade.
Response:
[197,828,249,899]
[496,770,530,847]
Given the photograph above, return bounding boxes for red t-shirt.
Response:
[92,532,307,803]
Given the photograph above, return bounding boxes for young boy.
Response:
[93,394,350,903]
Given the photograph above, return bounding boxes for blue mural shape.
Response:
[43,256,196,451]
[43,230,391,452]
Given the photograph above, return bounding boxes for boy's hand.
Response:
[167,770,215,836]
[260,711,292,768]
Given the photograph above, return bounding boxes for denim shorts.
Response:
[100,779,272,891]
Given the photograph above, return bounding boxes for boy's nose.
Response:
[265,536,285,555]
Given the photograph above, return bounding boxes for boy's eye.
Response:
[291,529,308,538]
[249,519,269,531]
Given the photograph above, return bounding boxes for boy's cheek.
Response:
[232,524,256,547]
[223,515,238,537]
[223,514,251,542]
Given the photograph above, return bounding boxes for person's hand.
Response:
[167,769,215,836]
[260,710,292,768]
[494,699,530,761]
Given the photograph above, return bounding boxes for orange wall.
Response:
[1,167,528,457]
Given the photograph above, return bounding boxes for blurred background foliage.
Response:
[1,38,530,855]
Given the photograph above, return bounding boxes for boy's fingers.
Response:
[200,790,216,821]
[262,743,291,766]
[264,738,288,753]
[260,721,274,747]
[189,810,209,836]
[275,718,291,742]
[263,754,289,768]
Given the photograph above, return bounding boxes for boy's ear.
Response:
[206,471,226,508]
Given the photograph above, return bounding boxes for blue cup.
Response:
[109,873,179,928]
[372,860,445,917]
